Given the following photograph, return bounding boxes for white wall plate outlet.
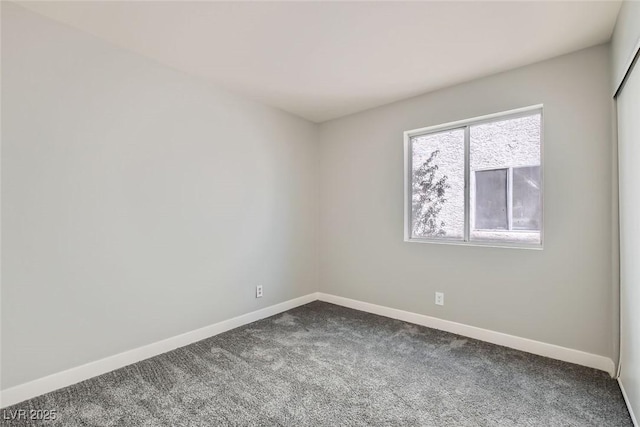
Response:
[435,292,444,306]
[256,285,263,298]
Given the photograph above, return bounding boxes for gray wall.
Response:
[1,3,319,389]
[319,45,616,360]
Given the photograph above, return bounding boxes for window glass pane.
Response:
[475,169,508,229]
[470,113,541,244]
[411,128,464,239]
[513,166,541,230]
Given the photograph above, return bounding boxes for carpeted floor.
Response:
[1,301,632,426]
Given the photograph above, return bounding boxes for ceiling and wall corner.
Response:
[16,0,622,123]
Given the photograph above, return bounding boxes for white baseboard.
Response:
[317,292,616,377]
[0,292,319,409]
[619,378,639,427]
[1,291,617,409]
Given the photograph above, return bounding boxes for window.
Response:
[472,166,541,243]
[404,106,542,248]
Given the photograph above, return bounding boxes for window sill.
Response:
[404,237,543,250]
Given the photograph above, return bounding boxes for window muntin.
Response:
[405,106,542,248]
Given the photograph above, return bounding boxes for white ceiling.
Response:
[17,1,622,123]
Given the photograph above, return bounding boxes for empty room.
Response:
[1,0,639,425]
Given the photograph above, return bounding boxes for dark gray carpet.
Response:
[1,301,632,426]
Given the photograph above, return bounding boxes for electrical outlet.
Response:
[256,285,263,298]
[435,292,444,306]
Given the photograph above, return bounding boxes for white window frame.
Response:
[403,105,544,249]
